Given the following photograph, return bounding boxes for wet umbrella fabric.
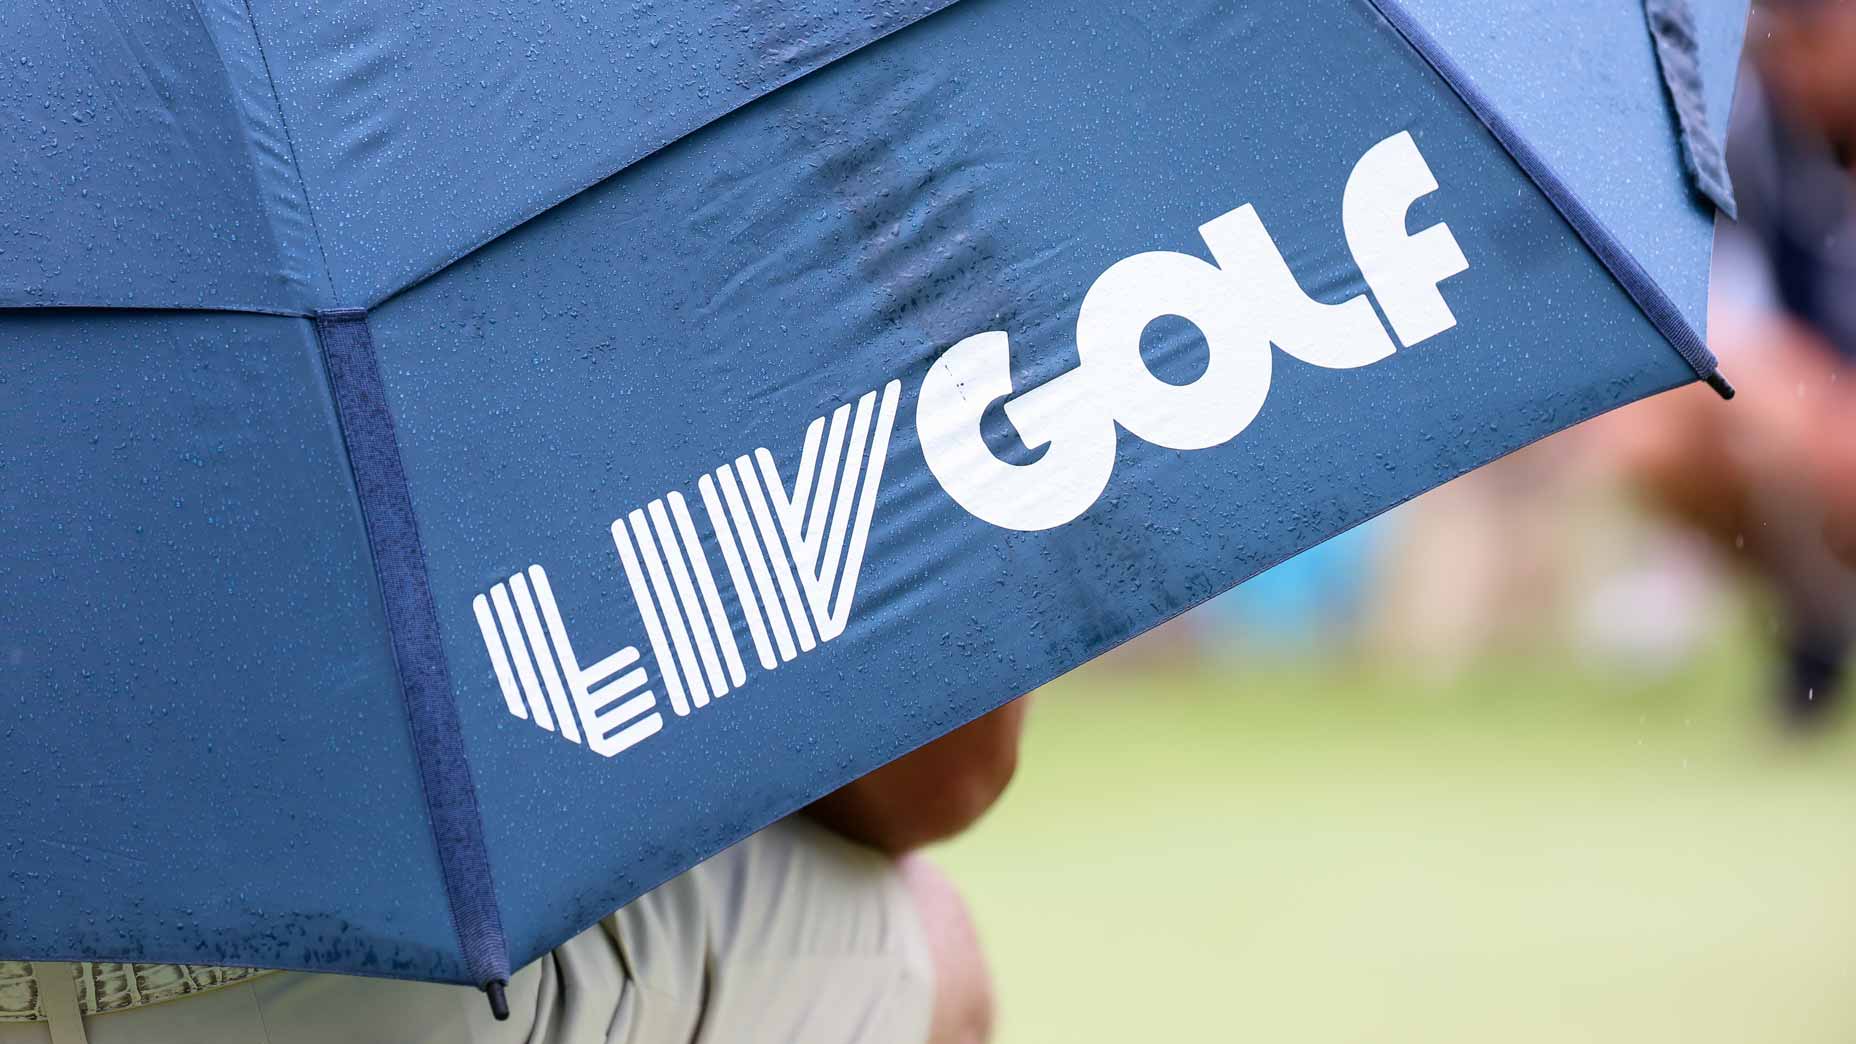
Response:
[2,0,1746,1004]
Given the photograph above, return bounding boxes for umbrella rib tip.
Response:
[1704,370,1736,401]
[483,979,511,1021]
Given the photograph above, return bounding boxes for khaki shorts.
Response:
[1,817,934,1044]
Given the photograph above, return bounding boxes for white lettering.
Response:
[919,130,1468,532]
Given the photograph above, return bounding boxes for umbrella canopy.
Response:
[3,0,1746,1004]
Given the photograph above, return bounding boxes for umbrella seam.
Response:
[312,308,511,993]
[1361,0,1734,400]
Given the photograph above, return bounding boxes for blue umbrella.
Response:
[2,0,1746,1015]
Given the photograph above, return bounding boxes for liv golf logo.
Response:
[476,130,1467,759]
[475,382,902,757]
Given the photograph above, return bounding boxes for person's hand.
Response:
[803,699,1028,855]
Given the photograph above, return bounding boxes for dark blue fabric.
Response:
[1365,0,1727,393]
[368,0,1709,967]
[0,311,462,980]
[1644,0,1738,218]
[243,0,961,307]
[314,309,509,989]
[2,0,1750,985]
[0,0,322,312]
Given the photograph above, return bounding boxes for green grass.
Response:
[937,639,1856,1043]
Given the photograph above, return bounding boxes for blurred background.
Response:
[937,3,1856,1039]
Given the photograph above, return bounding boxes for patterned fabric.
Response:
[0,818,931,1044]
[0,962,271,1022]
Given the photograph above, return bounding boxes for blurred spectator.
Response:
[1610,0,1856,727]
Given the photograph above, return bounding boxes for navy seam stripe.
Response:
[313,308,511,989]
[1362,0,1733,399]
